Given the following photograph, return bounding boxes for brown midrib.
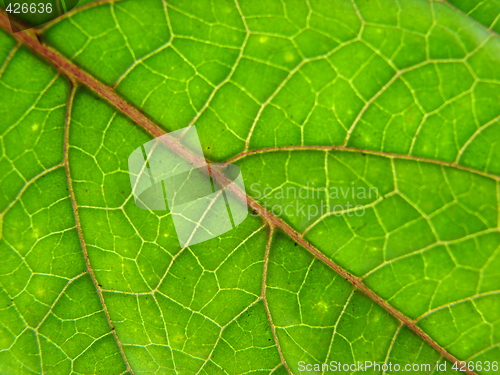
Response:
[0,10,479,375]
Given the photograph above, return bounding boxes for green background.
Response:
[0,0,499,374]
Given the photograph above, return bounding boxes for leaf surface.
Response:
[0,0,499,374]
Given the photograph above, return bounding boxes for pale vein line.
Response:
[35,271,88,329]
[184,0,250,129]
[417,290,500,321]
[442,0,500,37]
[382,324,403,375]
[0,43,19,78]
[456,114,500,163]
[322,289,356,375]
[195,297,262,374]
[36,0,124,33]
[0,163,64,216]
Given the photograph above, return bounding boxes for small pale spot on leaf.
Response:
[284,52,295,62]
[315,300,329,314]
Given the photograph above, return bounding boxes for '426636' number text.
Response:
[6,3,53,14]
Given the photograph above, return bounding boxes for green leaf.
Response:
[1,0,499,374]
[447,0,500,33]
